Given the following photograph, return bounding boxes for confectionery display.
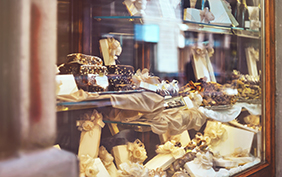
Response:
[57,50,262,176]
[55,0,265,176]
[179,78,237,108]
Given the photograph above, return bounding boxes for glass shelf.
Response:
[56,98,112,112]
[94,16,261,39]
[183,21,261,39]
[94,16,143,24]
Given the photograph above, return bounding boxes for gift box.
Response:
[145,141,185,170]
[77,110,105,159]
[204,121,255,157]
[79,155,111,177]
[159,130,191,147]
[56,74,78,96]
[184,152,216,177]
[112,139,147,169]
[112,145,130,169]
[99,146,118,177]
[99,38,122,65]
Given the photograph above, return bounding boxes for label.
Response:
[140,81,158,92]
[183,96,194,109]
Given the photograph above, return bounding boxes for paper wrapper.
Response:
[204,121,255,157]
[159,130,191,147]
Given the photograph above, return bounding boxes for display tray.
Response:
[164,96,186,109]
[237,98,261,104]
[95,89,145,95]
[204,104,233,110]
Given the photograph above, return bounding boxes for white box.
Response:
[56,74,78,96]
[184,160,216,177]
[112,145,130,169]
[144,154,175,170]
[205,121,255,157]
[78,125,102,159]
[159,130,191,147]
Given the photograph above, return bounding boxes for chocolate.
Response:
[58,63,81,76]
[66,53,103,65]
[106,65,134,77]
[107,84,135,91]
[107,74,133,86]
[80,65,108,75]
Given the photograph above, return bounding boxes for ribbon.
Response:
[156,141,186,159]
[108,38,122,62]
[127,139,147,163]
[98,146,114,168]
[79,154,100,177]
[132,0,147,12]
[185,132,210,152]
[230,147,249,158]
[158,80,179,96]
[148,168,167,177]
[132,68,160,87]
[194,151,213,170]
[77,109,105,132]
[200,7,215,23]
[118,162,149,177]
[192,46,207,58]
[204,121,227,147]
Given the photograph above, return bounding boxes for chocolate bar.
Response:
[66,53,103,65]
[106,65,134,77]
[58,63,81,76]
[80,65,108,75]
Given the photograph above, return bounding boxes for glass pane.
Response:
[56,0,265,176]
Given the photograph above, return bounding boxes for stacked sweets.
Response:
[58,53,136,92]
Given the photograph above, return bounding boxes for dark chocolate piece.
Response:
[58,63,81,76]
[66,53,103,65]
[80,65,108,75]
[106,65,134,77]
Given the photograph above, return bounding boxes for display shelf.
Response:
[183,21,260,39]
[56,98,112,112]
[93,16,260,39]
[94,15,143,23]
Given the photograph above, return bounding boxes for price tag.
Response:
[140,81,158,92]
[183,96,194,109]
